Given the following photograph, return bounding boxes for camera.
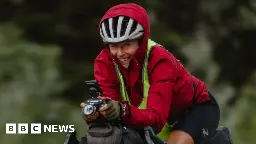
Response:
[83,98,105,115]
[83,80,105,116]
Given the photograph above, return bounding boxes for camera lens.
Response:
[83,105,95,115]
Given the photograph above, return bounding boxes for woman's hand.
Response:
[80,97,124,122]
[98,96,123,120]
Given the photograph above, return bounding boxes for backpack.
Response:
[84,122,144,144]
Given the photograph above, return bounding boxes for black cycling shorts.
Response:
[172,92,220,143]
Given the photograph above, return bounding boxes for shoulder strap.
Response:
[192,81,197,108]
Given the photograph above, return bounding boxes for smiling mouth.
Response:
[119,57,130,62]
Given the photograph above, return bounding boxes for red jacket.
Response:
[94,3,210,132]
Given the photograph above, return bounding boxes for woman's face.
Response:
[109,40,139,69]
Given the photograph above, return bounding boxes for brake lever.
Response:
[144,130,154,144]
[144,126,167,144]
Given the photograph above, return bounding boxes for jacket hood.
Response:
[99,3,150,68]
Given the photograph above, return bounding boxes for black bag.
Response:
[85,122,144,144]
[200,126,233,144]
[210,126,233,144]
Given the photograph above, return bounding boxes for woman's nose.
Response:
[117,47,124,57]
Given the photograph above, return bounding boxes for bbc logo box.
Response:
[6,123,42,134]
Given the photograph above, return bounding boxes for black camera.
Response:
[83,98,105,115]
[83,80,105,116]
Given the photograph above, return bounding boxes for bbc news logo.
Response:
[6,123,75,134]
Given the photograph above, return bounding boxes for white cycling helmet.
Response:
[100,16,144,43]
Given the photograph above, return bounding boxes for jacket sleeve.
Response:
[122,55,179,132]
[94,57,121,101]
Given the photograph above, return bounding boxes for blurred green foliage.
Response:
[0,23,86,143]
[0,0,255,143]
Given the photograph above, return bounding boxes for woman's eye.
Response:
[124,43,131,46]
[109,45,117,49]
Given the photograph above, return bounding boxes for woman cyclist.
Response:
[81,3,220,144]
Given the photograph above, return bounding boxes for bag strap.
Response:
[192,81,197,108]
